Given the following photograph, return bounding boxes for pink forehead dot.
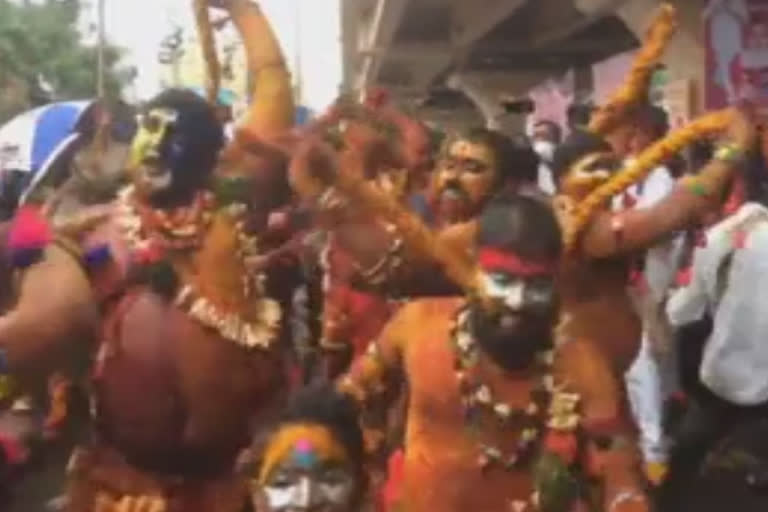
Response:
[294,438,314,453]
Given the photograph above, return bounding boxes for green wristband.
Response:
[686,181,710,197]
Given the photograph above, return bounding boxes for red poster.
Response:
[705,0,768,109]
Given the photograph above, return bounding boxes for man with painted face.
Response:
[428,128,536,228]
[62,88,285,511]
[0,0,300,509]
[130,91,223,206]
[339,194,648,512]
[292,127,540,300]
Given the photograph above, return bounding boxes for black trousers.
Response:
[658,391,768,511]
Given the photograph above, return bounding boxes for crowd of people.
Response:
[0,1,766,511]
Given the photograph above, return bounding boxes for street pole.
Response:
[96,0,106,99]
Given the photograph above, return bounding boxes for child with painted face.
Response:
[254,385,367,512]
[93,385,367,512]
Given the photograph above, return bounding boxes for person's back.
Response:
[698,203,768,403]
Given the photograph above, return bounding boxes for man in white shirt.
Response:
[661,198,768,508]
[667,201,768,404]
[620,106,683,484]
[531,119,561,195]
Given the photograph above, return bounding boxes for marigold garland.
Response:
[588,3,678,136]
[563,109,735,251]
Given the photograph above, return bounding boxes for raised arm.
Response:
[289,136,468,297]
[580,110,755,259]
[220,0,294,140]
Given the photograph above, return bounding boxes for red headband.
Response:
[477,248,556,276]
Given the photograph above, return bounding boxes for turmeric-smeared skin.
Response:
[0,2,298,511]
[341,299,644,512]
[558,110,754,374]
[225,0,293,140]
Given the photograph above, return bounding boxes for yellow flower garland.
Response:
[563,109,735,251]
[588,4,678,136]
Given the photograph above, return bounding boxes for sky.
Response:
[90,0,342,111]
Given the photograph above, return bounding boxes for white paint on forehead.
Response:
[482,273,524,310]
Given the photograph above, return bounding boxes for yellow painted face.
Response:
[130,108,179,193]
[429,139,497,224]
[130,108,178,167]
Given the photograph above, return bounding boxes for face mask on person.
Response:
[533,140,556,165]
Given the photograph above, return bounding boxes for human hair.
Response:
[534,119,563,144]
[476,192,562,262]
[551,129,612,186]
[566,103,595,130]
[459,127,539,184]
[635,104,670,139]
[143,88,224,200]
[273,383,365,473]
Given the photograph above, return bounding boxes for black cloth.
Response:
[659,391,768,511]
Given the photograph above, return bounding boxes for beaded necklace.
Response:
[114,186,281,350]
[119,186,215,251]
[450,306,581,473]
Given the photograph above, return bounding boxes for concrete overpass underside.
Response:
[341,0,704,130]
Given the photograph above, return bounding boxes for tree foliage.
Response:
[0,0,131,121]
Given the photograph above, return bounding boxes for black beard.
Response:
[146,168,209,209]
[469,303,554,372]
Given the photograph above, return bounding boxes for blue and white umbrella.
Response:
[0,100,96,203]
[0,100,96,178]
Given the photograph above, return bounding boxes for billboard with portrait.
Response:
[705,0,768,109]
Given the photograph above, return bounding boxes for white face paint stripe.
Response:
[263,483,296,510]
[262,475,356,511]
[482,273,525,311]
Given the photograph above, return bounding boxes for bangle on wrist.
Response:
[680,176,711,198]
